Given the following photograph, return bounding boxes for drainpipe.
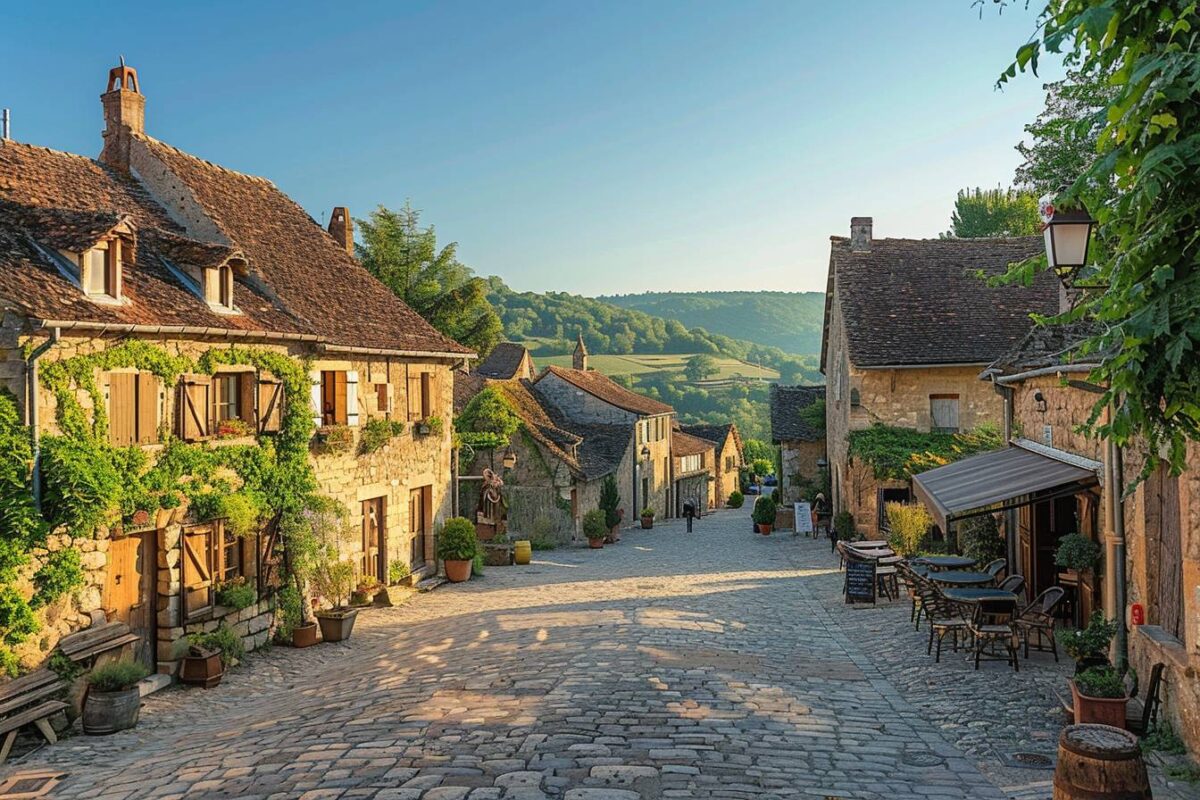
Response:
[1110,432,1129,672]
[26,328,61,508]
[994,379,1020,573]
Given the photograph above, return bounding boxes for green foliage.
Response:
[188,624,244,666]
[885,503,932,557]
[31,548,84,609]
[423,416,444,437]
[1055,532,1101,571]
[0,646,18,678]
[640,507,655,518]
[0,586,38,647]
[0,392,47,579]
[357,203,502,356]
[437,517,479,561]
[582,509,609,541]
[727,490,744,509]
[752,496,777,525]
[599,474,622,530]
[683,354,719,382]
[847,424,1003,481]
[472,552,485,577]
[527,516,558,550]
[40,435,122,534]
[834,510,856,541]
[215,577,257,610]
[455,387,522,450]
[359,418,406,454]
[47,649,83,684]
[314,424,354,454]
[1074,665,1126,699]
[389,559,411,584]
[274,583,303,642]
[796,398,826,436]
[742,438,775,464]
[87,659,149,692]
[1015,68,1114,199]
[1056,611,1117,662]
[750,459,773,479]
[998,1,1200,479]
[941,186,1040,238]
[1141,723,1187,756]
[960,515,1005,565]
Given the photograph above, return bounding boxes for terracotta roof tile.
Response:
[680,422,743,459]
[476,342,534,379]
[672,429,714,457]
[538,365,674,416]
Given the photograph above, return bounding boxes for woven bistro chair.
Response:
[1015,586,1065,661]
[968,597,1020,671]
[896,562,922,625]
[996,574,1026,602]
[983,559,1008,583]
[922,585,969,662]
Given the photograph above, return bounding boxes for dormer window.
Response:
[84,241,120,299]
[205,264,235,311]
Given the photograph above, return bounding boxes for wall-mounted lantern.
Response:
[1040,196,1096,287]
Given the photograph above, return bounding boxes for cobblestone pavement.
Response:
[3,508,1190,799]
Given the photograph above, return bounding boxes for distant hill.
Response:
[598,291,826,356]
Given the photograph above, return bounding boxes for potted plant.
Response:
[437,517,479,582]
[275,583,317,648]
[82,659,149,735]
[1056,532,1101,578]
[583,509,608,549]
[214,576,256,611]
[599,476,622,542]
[313,560,358,642]
[640,507,655,530]
[1070,665,1129,727]
[752,496,777,534]
[351,575,380,606]
[416,416,444,437]
[727,490,744,509]
[179,625,242,688]
[1056,611,1118,673]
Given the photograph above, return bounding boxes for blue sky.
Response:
[4,1,1059,295]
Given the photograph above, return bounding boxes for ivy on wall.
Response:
[847,423,1003,481]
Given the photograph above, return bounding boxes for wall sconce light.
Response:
[502,446,517,469]
[640,445,651,462]
[1034,390,1048,414]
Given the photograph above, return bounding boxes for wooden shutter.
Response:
[108,372,138,446]
[420,372,432,419]
[309,370,323,428]
[136,372,158,444]
[345,370,359,426]
[376,383,391,415]
[182,524,214,615]
[176,376,211,442]
[930,395,960,433]
[407,372,423,421]
[238,373,256,424]
[257,377,284,434]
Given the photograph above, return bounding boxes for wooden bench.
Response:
[58,616,140,668]
[0,669,67,765]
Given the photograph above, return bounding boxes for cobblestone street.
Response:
[0,508,1168,799]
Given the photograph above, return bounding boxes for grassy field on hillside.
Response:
[537,352,778,381]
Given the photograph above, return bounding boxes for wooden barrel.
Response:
[1053,723,1150,799]
[513,540,532,565]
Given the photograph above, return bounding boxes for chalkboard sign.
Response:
[844,558,876,605]
[794,502,813,534]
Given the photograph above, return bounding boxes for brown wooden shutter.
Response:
[376,383,391,415]
[257,377,284,433]
[407,373,423,421]
[177,376,212,442]
[238,373,256,425]
[334,371,348,425]
[183,524,214,614]
[108,372,138,447]
[136,372,158,444]
[420,372,432,419]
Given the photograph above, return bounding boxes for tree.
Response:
[599,474,621,529]
[998,2,1200,477]
[742,438,775,465]
[942,187,1040,238]
[683,354,719,382]
[1014,68,1113,200]
[356,204,502,357]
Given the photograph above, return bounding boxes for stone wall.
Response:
[535,373,639,426]
[780,439,825,505]
[711,431,741,507]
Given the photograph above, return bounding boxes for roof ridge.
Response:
[0,139,98,163]
[136,134,277,186]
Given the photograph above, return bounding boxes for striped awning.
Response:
[912,444,1100,531]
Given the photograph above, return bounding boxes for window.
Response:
[680,454,701,473]
[375,383,392,415]
[107,371,159,446]
[222,527,242,581]
[930,394,960,433]
[202,265,236,311]
[181,520,253,617]
[83,241,120,300]
[214,374,243,422]
[319,370,359,426]
[218,266,233,309]
[409,486,430,568]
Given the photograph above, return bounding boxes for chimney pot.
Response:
[850,216,873,252]
[329,207,354,255]
[99,61,145,172]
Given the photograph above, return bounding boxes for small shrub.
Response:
[437,517,479,561]
[1141,723,1187,755]
[221,492,261,538]
[640,507,655,518]
[189,624,244,667]
[274,583,303,642]
[885,503,931,557]
[47,649,84,684]
[1056,611,1117,662]
[87,659,149,692]
[0,646,17,678]
[752,496,777,525]
[472,552,485,576]
[834,510,856,541]
[1075,666,1126,699]
[215,577,256,610]
[216,418,253,439]
[359,418,405,454]
[727,490,744,509]
[599,475,621,529]
[960,514,1004,564]
[31,548,84,608]
[1056,532,1101,572]
[313,561,356,609]
[389,559,411,585]
[314,424,354,454]
[583,509,608,541]
[40,435,121,534]
[423,416,444,437]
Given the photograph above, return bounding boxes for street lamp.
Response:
[1040,196,1096,287]
[501,446,517,470]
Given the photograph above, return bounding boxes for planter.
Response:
[1070,680,1129,728]
[588,538,605,549]
[316,609,358,642]
[82,686,141,735]
[350,590,373,607]
[641,516,654,529]
[514,540,532,565]
[292,622,319,648]
[444,559,472,583]
[1074,655,1110,675]
[179,648,224,689]
[757,523,773,535]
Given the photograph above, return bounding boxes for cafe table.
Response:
[942,587,1017,603]
[929,570,994,588]
[913,555,977,571]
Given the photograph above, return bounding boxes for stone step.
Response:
[415,576,447,593]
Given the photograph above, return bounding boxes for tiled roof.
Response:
[0,137,470,356]
[538,365,674,416]
[680,423,742,460]
[476,342,533,379]
[983,319,1105,377]
[824,235,1059,368]
[672,429,714,458]
[770,384,825,443]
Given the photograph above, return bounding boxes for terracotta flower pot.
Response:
[444,559,472,582]
[588,538,605,549]
[292,621,319,648]
[1070,680,1128,728]
[316,609,358,642]
[641,517,654,529]
[180,648,224,689]
[757,523,773,535]
[82,686,141,735]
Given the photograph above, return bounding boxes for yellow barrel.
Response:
[514,540,532,565]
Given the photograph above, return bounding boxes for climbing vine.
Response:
[847,423,1003,481]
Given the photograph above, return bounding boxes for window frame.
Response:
[321,370,348,426]
[929,393,961,434]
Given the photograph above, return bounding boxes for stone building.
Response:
[670,429,715,516]
[0,63,471,675]
[820,216,1058,536]
[474,341,536,381]
[453,360,631,545]
[912,319,1200,754]
[680,423,743,508]
[533,342,675,522]
[768,385,826,505]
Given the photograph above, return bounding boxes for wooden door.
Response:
[409,488,426,568]
[362,497,386,583]
[102,532,155,669]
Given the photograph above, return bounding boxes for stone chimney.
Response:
[849,216,873,253]
[329,207,353,255]
[573,332,589,371]
[99,59,145,172]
